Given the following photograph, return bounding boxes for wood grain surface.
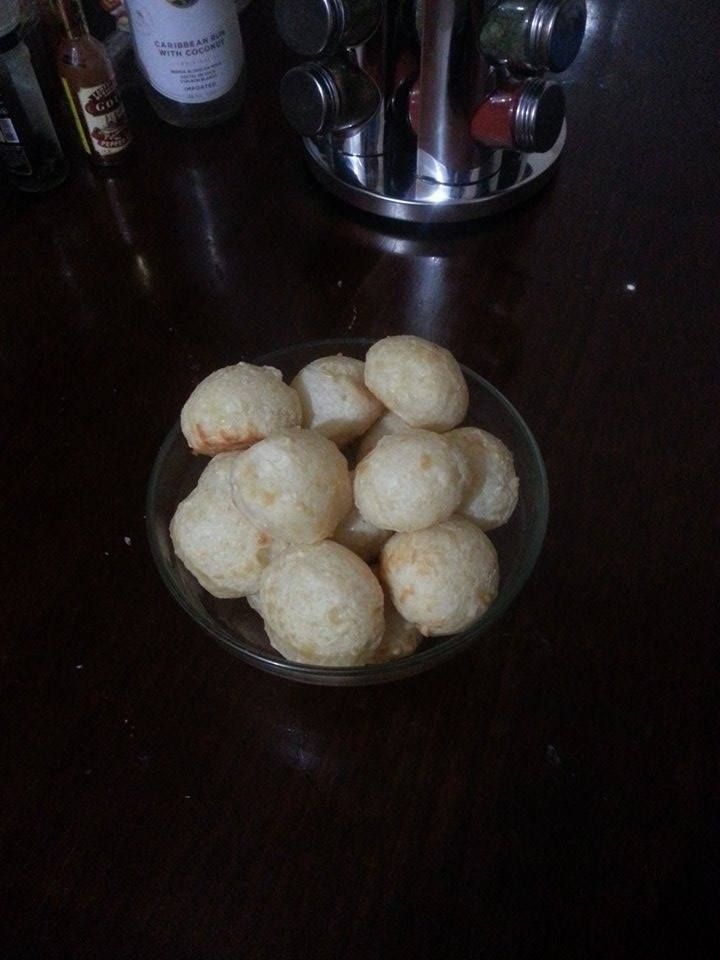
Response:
[1,2,718,957]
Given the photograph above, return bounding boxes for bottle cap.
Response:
[0,0,20,38]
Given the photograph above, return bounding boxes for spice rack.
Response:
[275,0,587,222]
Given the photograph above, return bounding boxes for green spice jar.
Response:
[479,0,587,74]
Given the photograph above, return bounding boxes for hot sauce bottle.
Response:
[52,0,132,165]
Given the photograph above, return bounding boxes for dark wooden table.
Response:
[2,2,718,957]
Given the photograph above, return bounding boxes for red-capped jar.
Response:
[470,78,565,153]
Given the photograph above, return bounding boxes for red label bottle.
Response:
[52,0,132,165]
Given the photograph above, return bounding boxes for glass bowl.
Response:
[146,338,548,685]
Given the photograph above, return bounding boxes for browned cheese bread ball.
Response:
[259,541,384,666]
[354,429,467,532]
[231,428,352,544]
[380,516,499,636]
[447,427,519,530]
[355,410,415,462]
[181,362,301,455]
[291,355,384,447]
[170,453,287,598]
[364,335,468,431]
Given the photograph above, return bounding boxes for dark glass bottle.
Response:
[0,0,67,192]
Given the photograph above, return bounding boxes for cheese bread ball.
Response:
[355,410,414,462]
[371,604,421,663]
[170,453,286,599]
[259,541,384,666]
[332,471,392,562]
[367,568,421,663]
[193,450,237,493]
[380,516,499,636]
[231,428,352,544]
[447,427,519,530]
[332,504,392,563]
[246,592,263,615]
[364,335,469,431]
[354,430,466,532]
[181,362,302,455]
[291,355,384,447]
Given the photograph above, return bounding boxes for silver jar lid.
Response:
[275,0,380,57]
[275,0,343,57]
[529,0,587,73]
[514,78,566,152]
[280,63,341,137]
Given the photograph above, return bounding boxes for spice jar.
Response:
[280,58,380,138]
[470,77,565,153]
[479,0,587,74]
[274,0,381,57]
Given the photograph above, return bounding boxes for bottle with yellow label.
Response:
[52,0,133,165]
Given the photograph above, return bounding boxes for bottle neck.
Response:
[54,0,89,41]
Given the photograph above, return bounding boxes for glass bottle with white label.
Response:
[0,0,67,192]
[52,0,133,165]
[125,0,245,128]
